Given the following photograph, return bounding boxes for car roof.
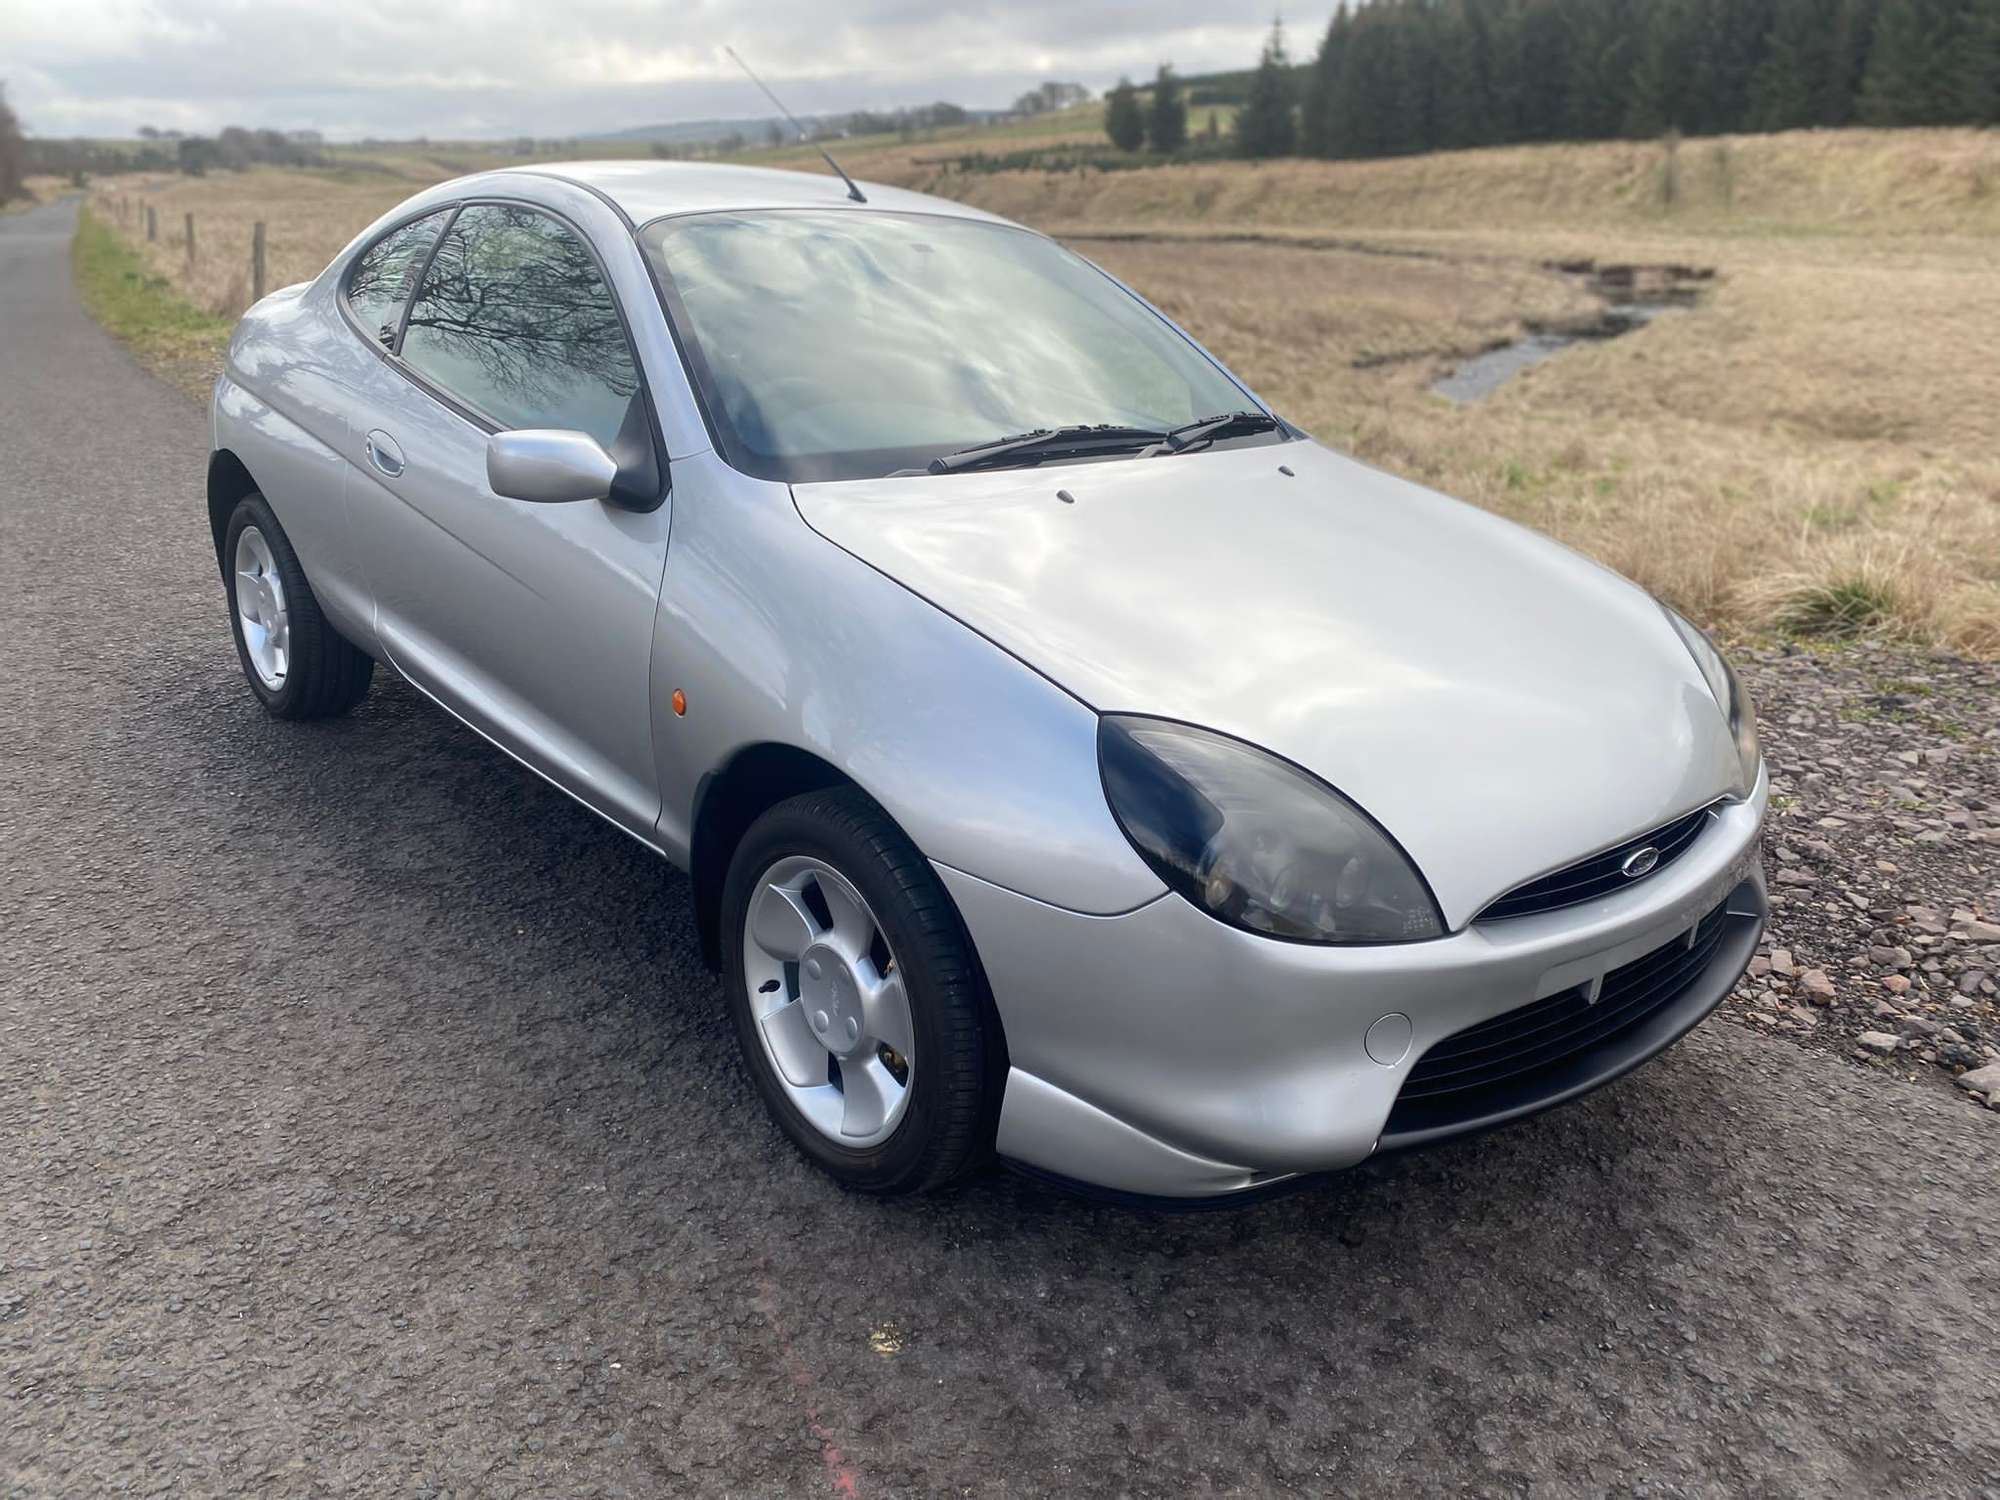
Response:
[512,160,1015,229]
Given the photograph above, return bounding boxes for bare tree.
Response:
[1013,81,1091,115]
[0,84,25,205]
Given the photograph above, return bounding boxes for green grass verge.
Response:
[72,206,233,375]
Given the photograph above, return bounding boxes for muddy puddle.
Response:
[1431,261,1714,403]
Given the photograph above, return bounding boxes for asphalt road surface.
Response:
[4,197,1998,1497]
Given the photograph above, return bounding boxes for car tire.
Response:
[223,493,374,720]
[721,786,1000,1195]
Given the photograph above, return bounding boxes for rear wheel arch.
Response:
[220,491,374,719]
[207,449,260,574]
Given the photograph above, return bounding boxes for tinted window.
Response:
[640,210,1259,482]
[344,210,449,347]
[400,204,641,448]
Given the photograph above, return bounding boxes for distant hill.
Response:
[585,116,798,146]
[590,107,1012,147]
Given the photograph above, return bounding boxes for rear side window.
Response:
[398,203,641,449]
[343,210,450,348]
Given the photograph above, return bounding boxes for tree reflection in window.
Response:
[401,204,640,449]
[345,210,449,347]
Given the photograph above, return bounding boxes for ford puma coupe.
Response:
[208,161,1766,1199]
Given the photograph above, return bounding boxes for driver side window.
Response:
[400,204,641,450]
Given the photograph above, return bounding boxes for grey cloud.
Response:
[3,0,1291,138]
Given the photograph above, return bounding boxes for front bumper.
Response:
[939,771,1767,1198]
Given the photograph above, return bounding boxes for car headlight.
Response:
[1663,607,1761,793]
[1098,716,1444,944]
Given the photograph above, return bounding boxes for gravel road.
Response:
[4,197,1999,1497]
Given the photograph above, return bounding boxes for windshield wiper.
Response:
[927,423,1166,475]
[1142,410,1282,456]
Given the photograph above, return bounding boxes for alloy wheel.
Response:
[234,525,290,690]
[741,855,916,1147]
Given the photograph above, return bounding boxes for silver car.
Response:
[208,161,1766,1200]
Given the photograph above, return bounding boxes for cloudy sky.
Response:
[2,1,1303,141]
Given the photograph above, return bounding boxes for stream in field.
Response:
[1431,261,1711,403]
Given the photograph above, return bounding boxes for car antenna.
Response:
[722,45,867,204]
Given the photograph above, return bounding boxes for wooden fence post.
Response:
[252,222,267,302]
[185,212,196,268]
[146,205,157,241]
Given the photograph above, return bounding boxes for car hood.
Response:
[792,440,1746,927]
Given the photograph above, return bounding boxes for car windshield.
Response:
[638,209,1273,482]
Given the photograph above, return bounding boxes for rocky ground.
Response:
[1728,640,2000,1109]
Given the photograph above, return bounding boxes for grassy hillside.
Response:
[76,122,2000,655]
[851,123,2000,236]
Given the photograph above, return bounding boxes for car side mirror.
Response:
[485,429,619,505]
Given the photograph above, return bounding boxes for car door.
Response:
[340,199,672,843]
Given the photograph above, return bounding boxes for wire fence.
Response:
[97,191,270,311]
[88,167,424,317]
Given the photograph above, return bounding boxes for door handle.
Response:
[365,429,406,479]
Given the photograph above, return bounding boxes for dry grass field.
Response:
[83,122,2000,654]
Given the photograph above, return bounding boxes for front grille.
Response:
[1384,900,1731,1135]
[1478,804,1715,921]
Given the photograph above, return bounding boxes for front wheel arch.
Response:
[685,744,1009,1072]
[688,744,852,971]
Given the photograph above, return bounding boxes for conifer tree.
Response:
[1753,0,1834,126]
[1626,0,1697,135]
[1861,0,1961,123]
[1104,76,1145,151]
[1822,0,1881,120]
[1954,0,2000,120]
[1237,20,1300,157]
[1147,64,1189,153]
[1276,0,1991,160]
[1511,0,1574,139]
[1567,0,1639,140]
[1302,3,1353,154]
